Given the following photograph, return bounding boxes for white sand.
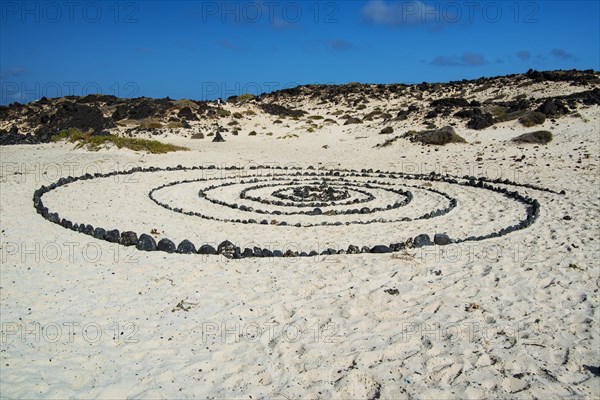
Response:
[1,93,599,398]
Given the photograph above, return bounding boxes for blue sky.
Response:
[1,0,599,103]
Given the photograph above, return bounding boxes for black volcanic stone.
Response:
[370,245,392,253]
[120,231,138,246]
[212,132,226,142]
[105,229,120,243]
[467,112,493,130]
[83,224,94,235]
[262,248,273,257]
[218,240,237,258]
[346,245,360,254]
[413,234,434,248]
[176,239,197,254]
[434,233,452,245]
[93,227,106,240]
[137,234,157,251]
[198,244,218,255]
[157,238,176,253]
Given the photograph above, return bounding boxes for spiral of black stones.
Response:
[32,164,559,258]
[155,176,426,224]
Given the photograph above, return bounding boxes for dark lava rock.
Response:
[137,234,157,251]
[425,110,437,119]
[34,102,115,142]
[413,234,434,248]
[176,239,197,254]
[370,245,392,253]
[537,99,569,117]
[259,103,306,118]
[157,238,176,253]
[83,224,94,235]
[104,229,121,243]
[347,245,360,254]
[218,240,237,258]
[262,248,274,257]
[0,130,41,145]
[431,98,470,108]
[120,231,139,246]
[212,132,225,142]
[467,112,494,130]
[178,107,198,121]
[198,244,218,255]
[93,227,106,240]
[434,233,452,245]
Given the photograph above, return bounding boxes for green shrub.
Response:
[217,108,231,117]
[51,129,187,153]
[166,121,184,129]
[518,111,546,127]
[410,126,466,146]
[139,119,163,129]
[308,115,324,120]
[380,126,394,134]
[228,120,239,126]
[512,130,553,144]
[248,131,257,136]
[236,93,256,103]
[232,112,244,119]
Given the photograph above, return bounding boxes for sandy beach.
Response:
[1,73,599,399]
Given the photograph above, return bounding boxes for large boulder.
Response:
[467,112,494,130]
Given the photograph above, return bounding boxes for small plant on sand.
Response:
[139,119,163,129]
[166,121,184,129]
[512,130,553,144]
[232,112,244,119]
[248,131,257,136]
[518,111,546,127]
[51,128,188,153]
[234,93,256,104]
[216,108,231,117]
[380,126,394,134]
